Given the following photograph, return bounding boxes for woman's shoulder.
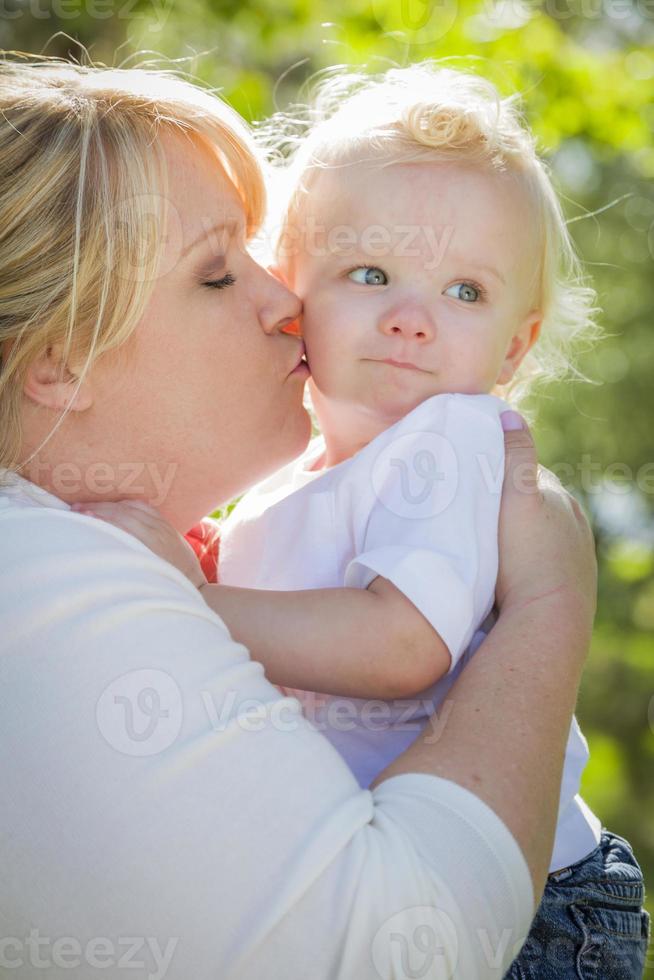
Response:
[0,476,207,606]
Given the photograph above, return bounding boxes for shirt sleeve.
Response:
[0,506,532,979]
[343,394,505,669]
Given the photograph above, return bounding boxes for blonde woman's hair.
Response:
[259,62,602,412]
[0,53,266,479]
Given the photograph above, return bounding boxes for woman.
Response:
[0,57,598,978]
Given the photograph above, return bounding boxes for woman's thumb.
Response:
[500,410,538,495]
[500,411,526,433]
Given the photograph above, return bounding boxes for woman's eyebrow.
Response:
[180,218,242,260]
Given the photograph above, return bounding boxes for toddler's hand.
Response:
[70,499,208,589]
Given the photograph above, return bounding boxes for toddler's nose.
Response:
[378,304,435,342]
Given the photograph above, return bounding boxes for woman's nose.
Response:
[258,266,303,335]
[378,304,435,342]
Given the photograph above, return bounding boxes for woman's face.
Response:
[32,130,312,530]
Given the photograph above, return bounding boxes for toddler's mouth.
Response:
[376,358,429,373]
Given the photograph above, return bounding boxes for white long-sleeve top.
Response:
[0,469,533,979]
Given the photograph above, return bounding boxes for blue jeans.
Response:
[505,829,650,979]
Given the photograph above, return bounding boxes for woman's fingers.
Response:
[496,409,597,640]
[500,411,539,499]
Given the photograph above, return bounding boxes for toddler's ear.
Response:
[497,312,541,386]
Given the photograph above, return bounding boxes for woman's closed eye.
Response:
[203,272,237,290]
[347,266,388,286]
[444,281,485,303]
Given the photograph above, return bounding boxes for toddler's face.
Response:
[282,159,542,427]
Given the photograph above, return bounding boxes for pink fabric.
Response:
[184,518,220,583]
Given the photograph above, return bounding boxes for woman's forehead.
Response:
[159,130,246,255]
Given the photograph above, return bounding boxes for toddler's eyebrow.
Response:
[446,254,506,285]
[476,263,506,285]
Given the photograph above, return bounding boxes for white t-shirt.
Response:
[219,393,602,873]
[0,467,533,978]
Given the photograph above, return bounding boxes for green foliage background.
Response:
[3,0,652,969]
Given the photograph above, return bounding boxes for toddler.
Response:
[76,64,649,977]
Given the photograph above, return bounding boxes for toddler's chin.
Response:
[373,386,441,417]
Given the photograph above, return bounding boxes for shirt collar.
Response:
[0,467,72,511]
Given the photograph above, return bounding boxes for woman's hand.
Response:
[70,499,209,590]
[496,411,598,654]
[374,411,599,898]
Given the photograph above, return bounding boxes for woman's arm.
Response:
[370,416,597,900]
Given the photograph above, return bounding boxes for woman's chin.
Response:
[271,400,313,471]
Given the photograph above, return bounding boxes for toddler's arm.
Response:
[199,574,451,698]
[70,500,449,699]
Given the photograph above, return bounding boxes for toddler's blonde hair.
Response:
[0,53,266,478]
[259,62,601,411]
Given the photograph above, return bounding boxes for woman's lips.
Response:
[289,342,310,377]
[290,359,310,377]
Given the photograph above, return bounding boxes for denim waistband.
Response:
[547,829,645,907]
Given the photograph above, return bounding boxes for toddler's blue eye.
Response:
[444,282,480,302]
[348,266,388,286]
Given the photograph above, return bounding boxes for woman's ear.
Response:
[497,312,542,386]
[23,345,93,412]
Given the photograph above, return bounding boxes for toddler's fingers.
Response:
[70,501,119,518]
[70,506,145,537]
[70,502,159,539]
[72,499,156,514]
[71,500,164,528]
[111,499,165,518]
